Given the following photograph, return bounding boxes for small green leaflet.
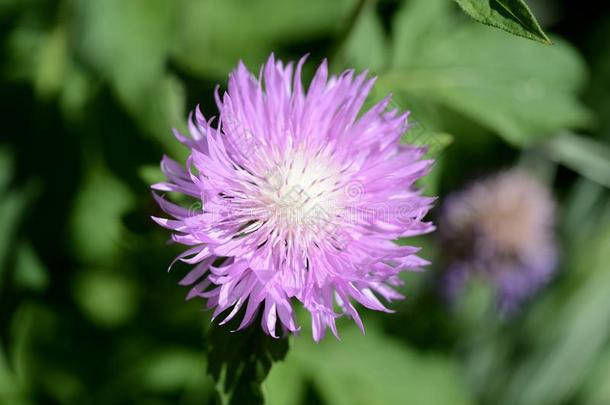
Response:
[454,0,551,44]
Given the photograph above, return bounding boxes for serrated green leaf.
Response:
[453,0,551,44]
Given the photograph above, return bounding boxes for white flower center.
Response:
[258,152,344,237]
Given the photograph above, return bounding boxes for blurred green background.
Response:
[2,0,610,404]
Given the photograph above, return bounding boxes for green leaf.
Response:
[205,319,289,405]
[386,0,591,146]
[453,0,551,44]
[544,132,610,188]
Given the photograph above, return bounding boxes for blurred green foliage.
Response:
[1,0,610,404]
[266,322,472,405]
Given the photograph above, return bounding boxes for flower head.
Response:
[152,55,434,340]
[439,169,558,315]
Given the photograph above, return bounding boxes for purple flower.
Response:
[440,169,558,315]
[151,55,434,341]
